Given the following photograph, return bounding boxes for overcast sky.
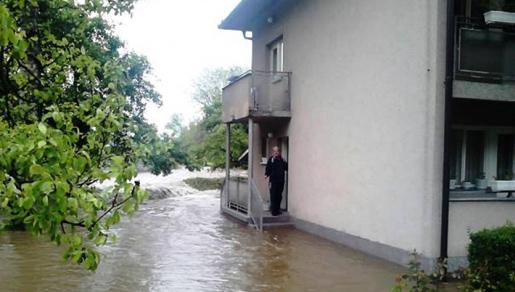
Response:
[113,0,251,131]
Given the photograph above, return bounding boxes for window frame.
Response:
[268,37,284,73]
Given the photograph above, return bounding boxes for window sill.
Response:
[450,190,515,202]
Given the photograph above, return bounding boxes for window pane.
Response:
[450,130,464,180]
[465,130,484,181]
[497,134,514,179]
[272,48,278,72]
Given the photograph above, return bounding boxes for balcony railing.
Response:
[455,17,515,82]
[222,70,291,123]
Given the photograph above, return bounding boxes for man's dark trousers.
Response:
[269,181,284,215]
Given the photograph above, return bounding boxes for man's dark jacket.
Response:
[265,156,288,183]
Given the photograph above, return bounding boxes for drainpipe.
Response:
[440,0,456,263]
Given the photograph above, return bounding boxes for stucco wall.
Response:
[222,74,251,123]
[251,0,448,260]
[448,201,515,257]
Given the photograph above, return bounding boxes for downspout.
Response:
[440,0,456,263]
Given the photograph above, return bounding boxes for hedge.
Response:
[467,223,515,291]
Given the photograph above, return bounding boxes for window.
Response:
[497,134,514,179]
[449,129,485,183]
[465,130,484,181]
[269,38,283,73]
[450,130,464,180]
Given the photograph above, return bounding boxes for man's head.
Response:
[271,146,280,158]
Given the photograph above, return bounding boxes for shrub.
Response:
[391,251,447,292]
[465,223,515,291]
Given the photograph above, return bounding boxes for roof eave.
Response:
[218,0,295,31]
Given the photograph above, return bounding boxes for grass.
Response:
[183,177,224,191]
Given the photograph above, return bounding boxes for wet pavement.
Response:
[0,170,405,292]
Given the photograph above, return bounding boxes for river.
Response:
[0,170,405,292]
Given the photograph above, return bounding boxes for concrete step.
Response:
[262,212,291,224]
[262,222,294,228]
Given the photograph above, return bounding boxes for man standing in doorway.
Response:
[265,146,288,216]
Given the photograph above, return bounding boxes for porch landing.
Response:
[221,205,293,229]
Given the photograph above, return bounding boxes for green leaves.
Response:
[466,223,515,291]
[37,123,47,135]
[0,0,156,271]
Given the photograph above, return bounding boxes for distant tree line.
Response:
[170,67,248,171]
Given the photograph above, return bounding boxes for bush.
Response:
[466,223,515,291]
[391,251,448,292]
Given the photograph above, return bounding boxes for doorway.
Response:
[278,136,289,211]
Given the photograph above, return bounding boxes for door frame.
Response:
[278,136,289,211]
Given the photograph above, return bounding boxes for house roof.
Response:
[218,0,296,31]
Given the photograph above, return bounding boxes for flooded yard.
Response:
[0,170,405,292]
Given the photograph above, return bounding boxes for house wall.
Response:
[448,201,515,268]
[250,0,448,264]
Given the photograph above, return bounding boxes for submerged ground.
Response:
[0,170,405,291]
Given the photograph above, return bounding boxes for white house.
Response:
[219,0,515,270]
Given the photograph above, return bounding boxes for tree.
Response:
[0,0,172,270]
[177,67,248,169]
[165,113,183,138]
[135,119,195,174]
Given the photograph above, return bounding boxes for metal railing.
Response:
[220,174,266,231]
[221,175,249,214]
[455,16,515,81]
[250,179,265,231]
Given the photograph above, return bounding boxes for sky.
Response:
[113,0,251,131]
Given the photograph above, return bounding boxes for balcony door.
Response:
[268,37,283,73]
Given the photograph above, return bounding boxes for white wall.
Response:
[449,202,515,257]
[251,0,448,259]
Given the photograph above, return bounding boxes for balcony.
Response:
[453,17,515,101]
[455,17,515,81]
[222,70,291,123]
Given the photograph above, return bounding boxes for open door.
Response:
[278,136,289,211]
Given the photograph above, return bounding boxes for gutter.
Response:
[440,0,456,263]
[242,31,253,40]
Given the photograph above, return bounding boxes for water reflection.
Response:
[0,171,404,292]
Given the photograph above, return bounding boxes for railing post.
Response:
[248,118,253,216]
[236,176,240,209]
[224,123,231,209]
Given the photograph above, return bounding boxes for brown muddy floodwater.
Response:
[0,171,405,292]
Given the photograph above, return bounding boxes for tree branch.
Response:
[60,182,140,232]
